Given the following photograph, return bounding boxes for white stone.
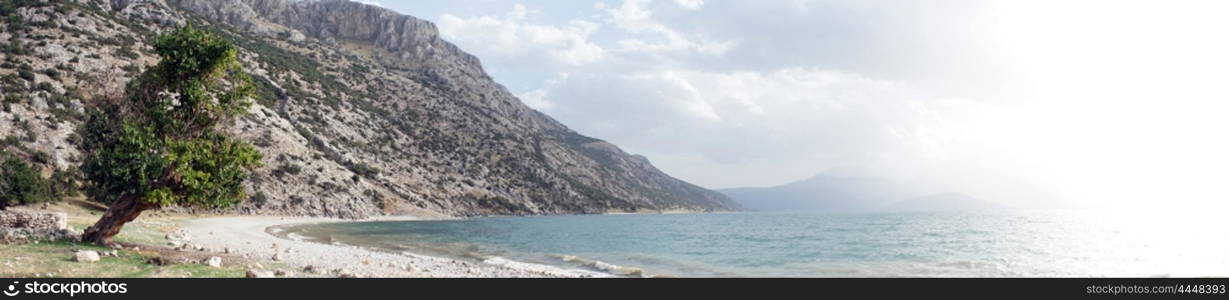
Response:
[204,256,222,268]
[51,212,68,230]
[73,251,100,262]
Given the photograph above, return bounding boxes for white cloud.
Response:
[602,0,732,56]
[529,67,951,188]
[438,5,604,67]
[433,1,970,191]
[414,0,1229,210]
[673,0,704,10]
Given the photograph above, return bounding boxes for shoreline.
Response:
[181,215,611,278]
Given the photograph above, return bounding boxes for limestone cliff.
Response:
[0,0,739,218]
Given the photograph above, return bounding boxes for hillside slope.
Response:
[0,0,739,218]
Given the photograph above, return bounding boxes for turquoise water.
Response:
[282,211,1229,277]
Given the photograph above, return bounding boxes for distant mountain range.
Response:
[719,169,1003,212]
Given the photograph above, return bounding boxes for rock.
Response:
[303,265,324,274]
[51,213,68,230]
[274,269,288,276]
[73,251,100,262]
[271,253,282,261]
[168,241,183,248]
[246,269,276,278]
[0,211,72,240]
[70,99,85,114]
[30,95,48,110]
[223,247,232,254]
[287,30,306,42]
[335,269,358,278]
[204,256,222,268]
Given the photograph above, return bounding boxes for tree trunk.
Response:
[82,195,156,245]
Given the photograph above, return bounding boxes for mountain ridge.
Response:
[720,169,1001,212]
[0,0,739,218]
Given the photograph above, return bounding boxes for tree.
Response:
[79,26,262,244]
[0,150,51,210]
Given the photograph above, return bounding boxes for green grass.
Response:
[0,240,247,278]
[0,201,285,278]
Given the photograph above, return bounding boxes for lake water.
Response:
[281,210,1229,277]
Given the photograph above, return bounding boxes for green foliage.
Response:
[0,150,52,210]
[213,29,359,108]
[31,151,50,164]
[5,15,26,33]
[2,93,21,104]
[43,68,60,80]
[271,163,302,178]
[120,64,140,74]
[115,46,140,60]
[347,161,379,179]
[248,74,280,108]
[80,26,262,208]
[5,39,27,55]
[37,81,55,93]
[18,68,36,82]
[48,168,81,198]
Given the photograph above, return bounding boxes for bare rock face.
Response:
[0,0,740,219]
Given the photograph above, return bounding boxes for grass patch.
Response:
[0,240,247,278]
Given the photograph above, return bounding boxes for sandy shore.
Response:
[182,216,609,278]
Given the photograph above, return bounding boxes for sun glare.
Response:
[973,0,1229,210]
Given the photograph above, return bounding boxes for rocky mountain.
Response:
[0,0,739,218]
[721,168,1004,212]
[720,171,923,212]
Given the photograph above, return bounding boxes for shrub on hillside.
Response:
[0,150,52,210]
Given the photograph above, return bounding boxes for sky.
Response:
[355,0,1229,210]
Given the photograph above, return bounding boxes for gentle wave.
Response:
[551,254,651,277]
